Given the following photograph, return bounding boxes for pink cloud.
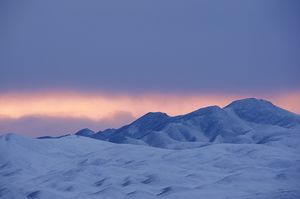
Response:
[0,90,299,136]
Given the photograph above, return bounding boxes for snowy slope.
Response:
[78,98,300,149]
[1,133,300,199]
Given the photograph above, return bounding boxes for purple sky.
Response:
[0,0,299,136]
[0,0,299,94]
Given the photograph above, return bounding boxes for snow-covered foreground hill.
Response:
[1,132,300,199]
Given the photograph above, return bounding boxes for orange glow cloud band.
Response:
[0,91,299,121]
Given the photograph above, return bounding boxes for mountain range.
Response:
[71,98,300,149]
[1,98,300,199]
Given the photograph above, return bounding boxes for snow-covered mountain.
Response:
[1,98,299,199]
[76,98,300,149]
[225,98,300,128]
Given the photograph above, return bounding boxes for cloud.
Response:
[0,111,135,136]
[0,90,299,136]
[0,0,299,93]
[0,91,236,120]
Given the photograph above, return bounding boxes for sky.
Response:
[0,0,299,136]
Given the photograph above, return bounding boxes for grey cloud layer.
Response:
[0,0,299,93]
[0,111,135,136]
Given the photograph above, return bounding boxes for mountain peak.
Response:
[141,112,169,118]
[133,112,170,125]
[182,105,223,120]
[193,105,222,113]
[75,128,95,137]
[225,98,299,127]
[225,98,273,109]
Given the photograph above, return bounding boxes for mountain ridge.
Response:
[70,98,300,148]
